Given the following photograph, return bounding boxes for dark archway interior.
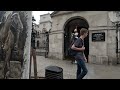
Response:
[64,18,89,62]
[37,40,39,48]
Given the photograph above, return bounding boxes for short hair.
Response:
[80,28,88,35]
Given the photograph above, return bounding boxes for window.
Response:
[38,32,39,35]
[43,17,46,19]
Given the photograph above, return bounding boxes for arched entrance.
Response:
[63,16,89,62]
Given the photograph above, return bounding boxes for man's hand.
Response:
[84,57,87,63]
[83,52,87,63]
[81,46,85,51]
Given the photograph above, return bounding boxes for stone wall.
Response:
[49,31,64,60]
[39,22,52,32]
[89,28,117,65]
[89,30,107,65]
[51,11,108,31]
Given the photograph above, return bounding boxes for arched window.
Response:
[42,28,47,33]
[37,40,39,48]
[38,32,39,35]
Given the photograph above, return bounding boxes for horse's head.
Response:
[5,13,13,24]
[11,13,23,32]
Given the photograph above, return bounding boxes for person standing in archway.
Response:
[70,26,78,64]
[71,28,88,79]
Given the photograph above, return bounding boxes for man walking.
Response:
[71,28,88,79]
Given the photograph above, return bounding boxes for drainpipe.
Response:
[116,22,119,64]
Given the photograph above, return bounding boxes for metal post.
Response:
[116,22,119,64]
[29,54,32,79]
[30,17,37,79]
[45,32,49,58]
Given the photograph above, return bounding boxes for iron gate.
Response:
[36,32,49,57]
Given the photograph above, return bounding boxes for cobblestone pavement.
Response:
[31,56,120,79]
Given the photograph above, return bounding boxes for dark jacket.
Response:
[31,31,36,49]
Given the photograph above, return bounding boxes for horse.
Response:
[0,12,14,78]
[11,12,23,49]
[0,13,13,47]
[3,29,14,78]
[0,12,23,78]
[10,12,24,63]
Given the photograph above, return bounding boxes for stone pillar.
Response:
[89,29,108,65]
[48,30,64,60]
[89,27,117,65]
[21,11,32,79]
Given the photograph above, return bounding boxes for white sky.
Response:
[32,11,53,24]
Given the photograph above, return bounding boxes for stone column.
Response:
[21,11,32,79]
[48,30,64,60]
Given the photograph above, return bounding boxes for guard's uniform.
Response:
[31,30,36,49]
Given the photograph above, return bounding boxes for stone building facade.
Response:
[39,13,52,33]
[48,11,120,65]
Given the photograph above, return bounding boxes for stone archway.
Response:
[63,16,89,62]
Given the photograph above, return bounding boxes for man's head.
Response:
[80,28,88,38]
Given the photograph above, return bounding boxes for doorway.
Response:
[64,17,89,62]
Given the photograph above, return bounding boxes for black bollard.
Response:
[45,66,63,79]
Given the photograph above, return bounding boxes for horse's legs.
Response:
[29,48,32,79]
[15,31,21,49]
[4,48,11,79]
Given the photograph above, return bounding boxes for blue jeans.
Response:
[76,59,88,79]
